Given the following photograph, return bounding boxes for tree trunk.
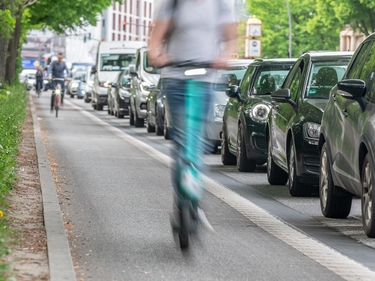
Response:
[5,7,22,86]
[0,38,10,87]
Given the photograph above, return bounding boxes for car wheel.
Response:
[70,94,74,98]
[129,107,135,126]
[320,143,352,218]
[237,123,256,172]
[221,124,236,165]
[107,102,111,114]
[155,108,164,136]
[362,153,375,237]
[93,104,97,110]
[288,141,311,196]
[146,118,155,132]
[267,135,288,185]
[97,105,103,111]
[164,117,170,140]
[134,109,145,128]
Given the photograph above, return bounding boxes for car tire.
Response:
[93,104,97,110]
[288,141,312,196]
[129,107,135,126]
[70,94,74,98]
[97,105,103,111]
[221,124,236,165]
[164,117,170,140]
[362,153,375,237]
[146,119,155,132]
[319,143,352,218]
[155,108,164,136]
[134,110,144,128]
[267,135,288,185]
[237,123,256,172]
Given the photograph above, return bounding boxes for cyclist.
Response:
[149,0,237,248]
[47,53,70,110]
[35,66,44,96]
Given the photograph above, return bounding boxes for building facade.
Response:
[101,0,155,42]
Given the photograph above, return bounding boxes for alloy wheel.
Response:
[320,149,329,210]
[363,162,373,228]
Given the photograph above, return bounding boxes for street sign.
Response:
[247,40,261,57]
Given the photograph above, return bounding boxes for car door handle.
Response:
[343,109,348,117]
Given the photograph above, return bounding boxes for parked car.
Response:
[266,51,353,196]
[222,58,296,169]
[83,66,94,103]
[107,68,132,118]
[318,33,375,237]
[67,71,85,98]
[204,59,253,154]
[26,73,36,91]
[129,47,161,127]
[146,78,165,135]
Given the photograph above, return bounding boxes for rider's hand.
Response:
[148,51,172,68]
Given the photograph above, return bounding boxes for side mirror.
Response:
[148,84,157,90]
[226,85,240,98]
[338,79,366,99]
[91,66,97,74]
[111,82,118,88]
[271,88,291,103]
[129,64,138,78]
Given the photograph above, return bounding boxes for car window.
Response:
[250,64,292,95]
[358,41,375,102]
[346,42,372,79]
[213,66,248,91]
[100,54,134,71]
[306,61,350,99]
[238,66,256,97]
[288,61,304,101]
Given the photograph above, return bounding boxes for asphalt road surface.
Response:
[32,91,375,281]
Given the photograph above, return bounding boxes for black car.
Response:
[318,33,375,237]
[267,51,353,196]
[222,58,296,171]
[146,78,165,135]
[107,69,131,118]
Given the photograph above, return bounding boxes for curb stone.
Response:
[30,95,76,281]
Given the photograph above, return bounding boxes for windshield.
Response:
[28,73,36,79]
[306,61,349,99]
[251,65,292,95]
[143,51,160,74]
[213,67,247,91]
[72,64,92,72]
[100,54,135,71]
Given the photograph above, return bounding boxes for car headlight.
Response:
[140,81,150,94]
[120,89,130,99]
[303,122,321,144]
[99,81,110,88]
[250,103,270,122]
[214,104,226,119]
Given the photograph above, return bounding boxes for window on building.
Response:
[149,3,152,18]
[130,0,132,14]
[143,20,146,36]
[119,2,121,12]
[112,33,115,41]
[112,13,116,30]
[113,1,116,10]
[102,19,105,27]
[144,2,147,17]
[137,0,140,16]
[118,34,121,41]
[118,14,121,31]
[136,19,139,35]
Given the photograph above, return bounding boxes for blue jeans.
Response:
[162,78,212,204]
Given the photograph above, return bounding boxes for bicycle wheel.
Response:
[55,95,60,118]
[55,105,59,117]
[179,204,190,249]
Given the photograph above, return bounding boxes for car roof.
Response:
[301,51,354,61]
[250,58,297,66]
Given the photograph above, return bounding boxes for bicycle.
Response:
[162,61,215,249]
[36,81,42,98]
[50,78,68,118]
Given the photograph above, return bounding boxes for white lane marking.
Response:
[66,100,375,280]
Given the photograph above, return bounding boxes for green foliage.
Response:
[27,0,122,34]
[246,0,342,58]
[0,83,27,280]
[0,9,16,39]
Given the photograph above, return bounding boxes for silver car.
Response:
[205,59,253,153]
[129,47,160,127]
